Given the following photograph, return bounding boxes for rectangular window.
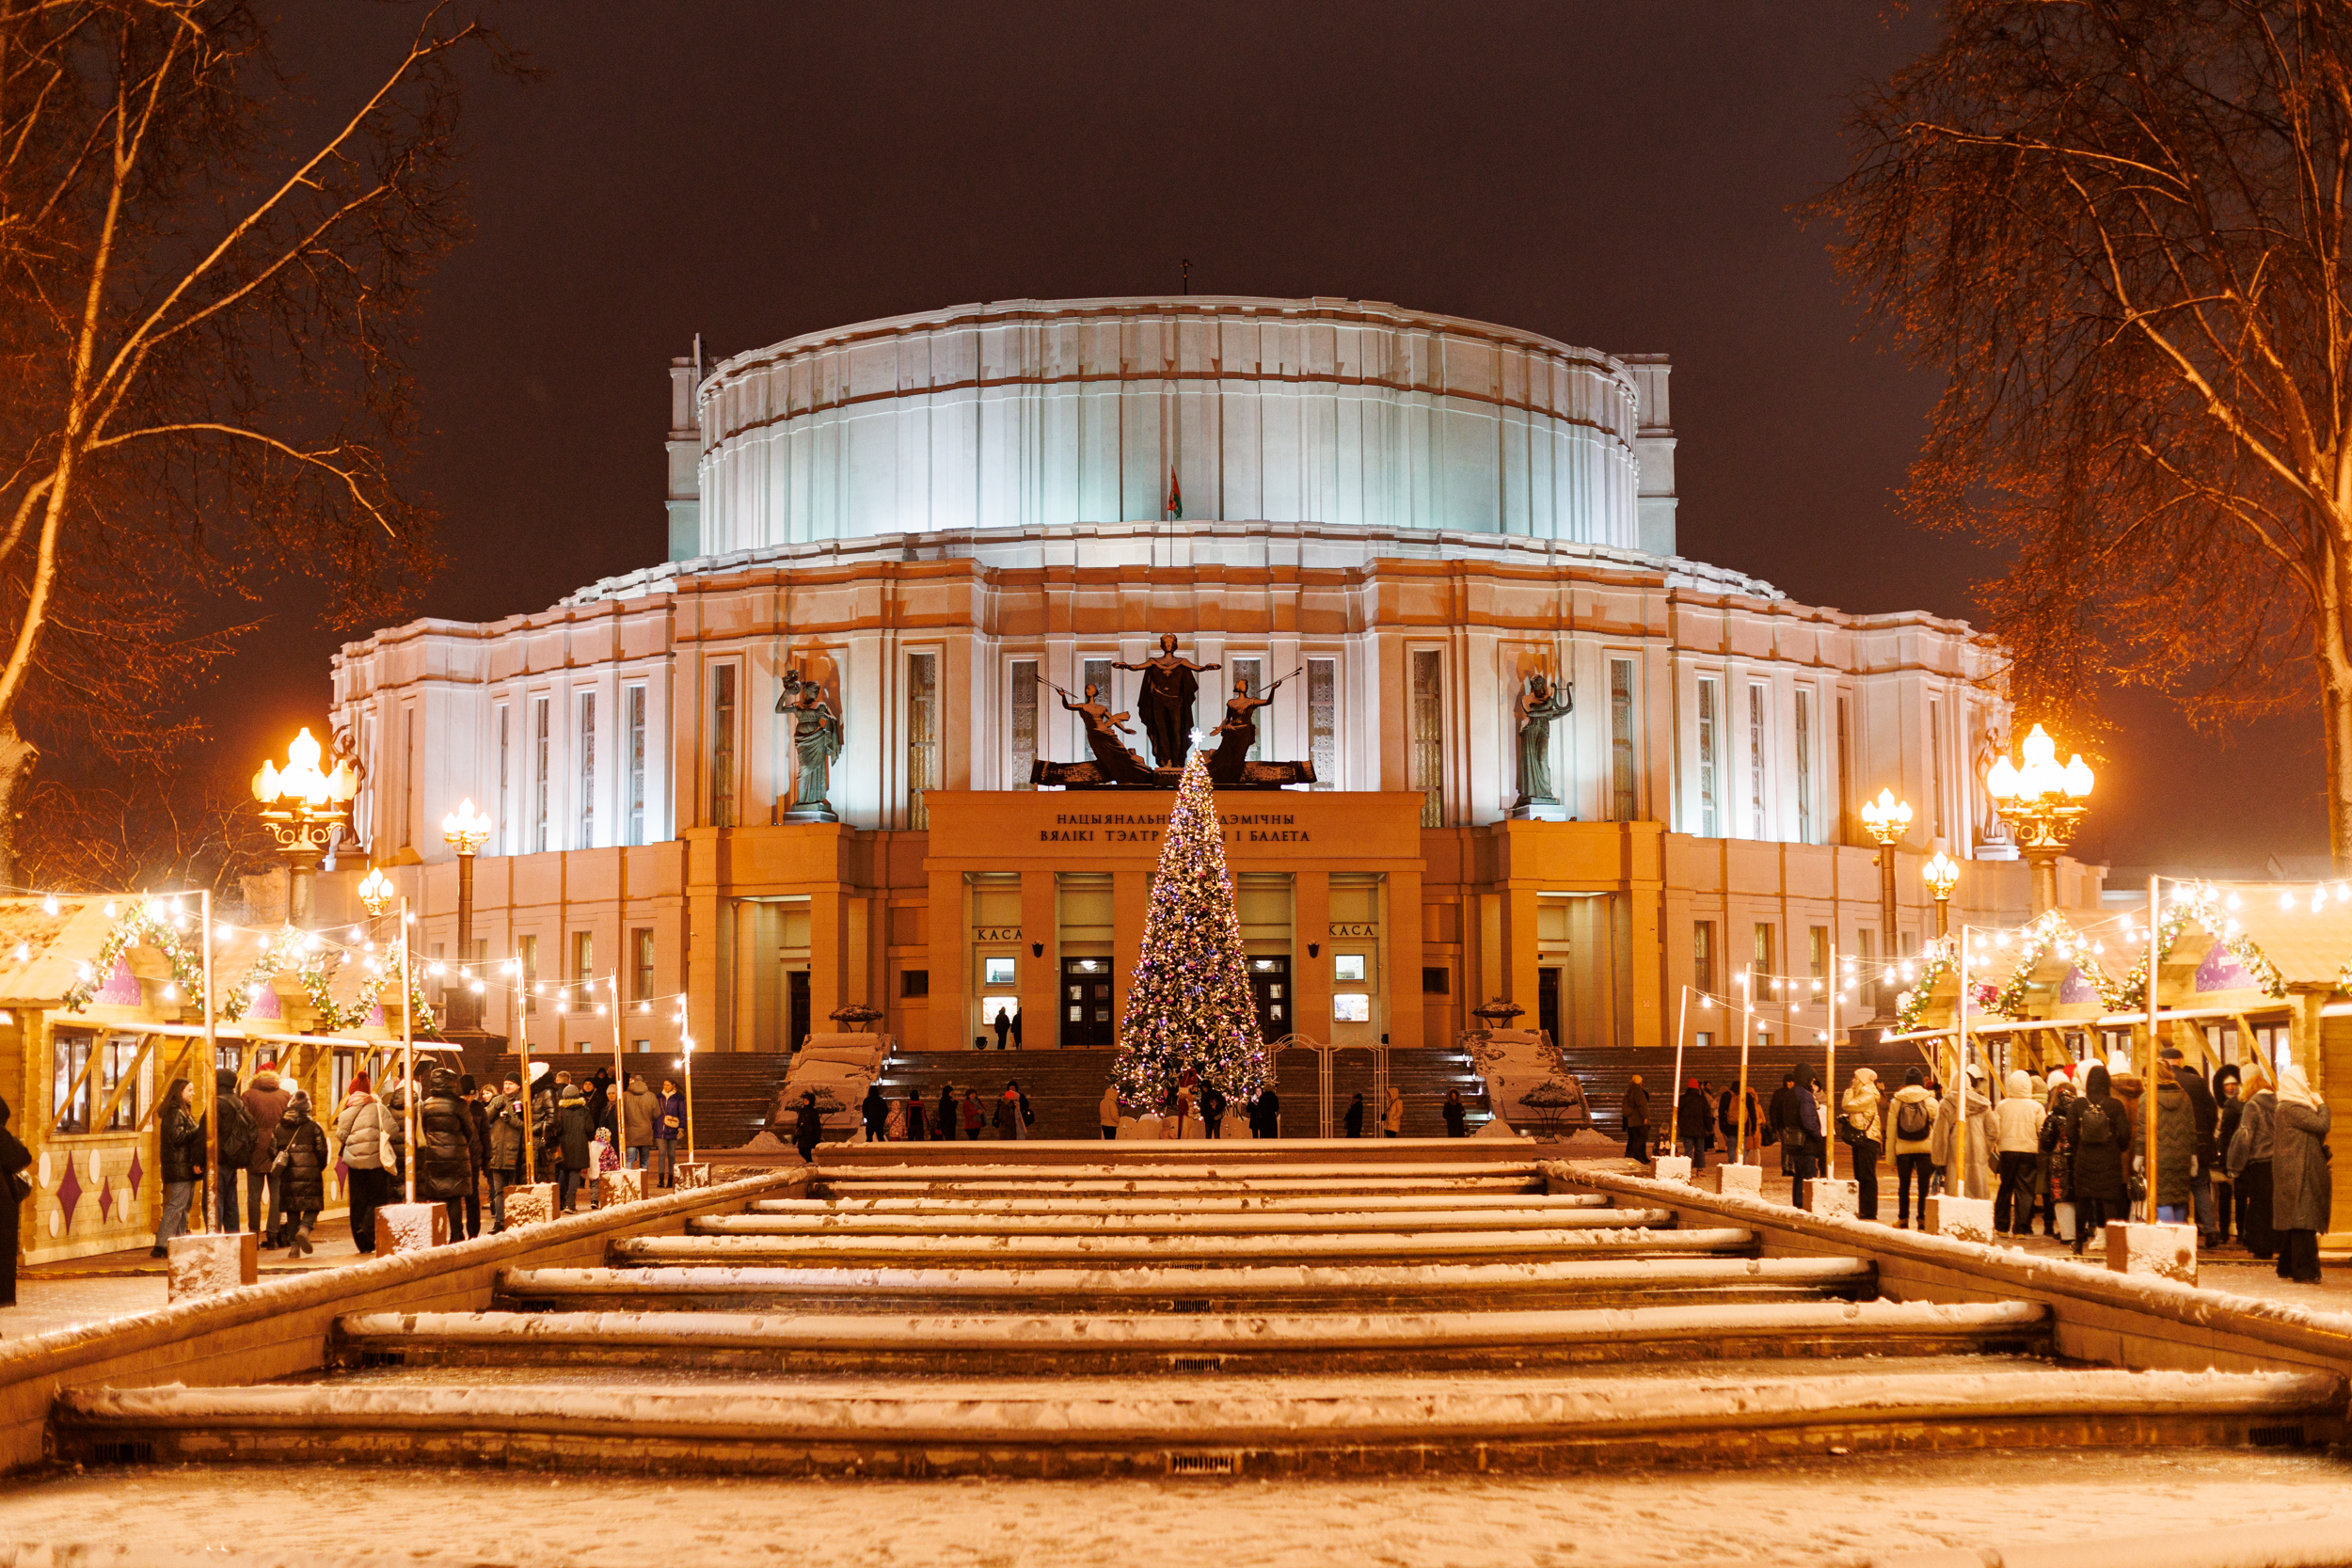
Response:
[1930,695,1946,838]
[631,927,654,1001]
[1410,649,1443,828]
[358,715,376,852]
[1794,688,1814,845]
[1009,659,1038,790]
[983,957,1016,989]
[532,695,550,854]
[1231,657,1263,763]
[709,664,737,830]
[101,1035,140,1132]
[570,931,594,1009]
[1693,920,1715,996]
[1332,993,1372,1023]
[626,685,646,847]
[496,704,511,854]
[1308,657,1336,790]
[521,933,539,1017]
[400,705,416,848]
[1748,684,1768,839]
[1080,657,1112,758]
[577,690,596,849]
[900,968,930,999]
[1696,678,1721,837]
[907,651,939,830]
[1609,657,1637,821]
[1333,953,1368,983]
[1422,966,1450,995]
[52,1031,92,1133]
[1753,922,1774,977]
[1809,925,1828,979]
[1857,927,1878,1009]
[1836,691,1853,846]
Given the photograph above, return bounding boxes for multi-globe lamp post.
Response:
[441,800,492,1033]
[1921,844,1962,938]
[1984,724,2095,915]
[250,728,358,928]
[1858,788,1912,1013]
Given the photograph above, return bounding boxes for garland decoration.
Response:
[1891,935,1958,1034]
[60,899,204,1013]
[2095,883,2284,1011]
[221,928,441,1036]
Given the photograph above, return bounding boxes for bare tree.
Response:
[1820,1,2352,867]
[0,1,513,881]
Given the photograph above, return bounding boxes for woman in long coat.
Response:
[2272,1063,2332,1285]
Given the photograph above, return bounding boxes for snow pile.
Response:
[376,1203,448,1254]
[166,1233,256,1302]
[1804,1180,1861,1222]
[2105,1221,2199,1286]
[501,1184,558,1229]
[1924,1196,1994,1244]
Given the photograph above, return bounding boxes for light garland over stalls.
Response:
[1109,752,1271,1109]
[56,897,203,1013]
[2097,882,2285,1012]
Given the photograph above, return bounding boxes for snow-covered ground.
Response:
[0,1449,2346,1566]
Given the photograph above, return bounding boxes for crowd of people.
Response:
[1621,1049,2332,1280]
[149,1059,691,1258]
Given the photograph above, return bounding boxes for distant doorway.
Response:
[1539,967,1562,1047]
[788,970,811,1053]
[1248,955,1290,1044]
[1061,957,1115,1047]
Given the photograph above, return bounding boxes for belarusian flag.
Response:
[1166,466,1183,520]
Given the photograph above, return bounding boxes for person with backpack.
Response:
[2067,1062,2131,1256]
[334,1072,396,1253]
[1840,1068,1884,1220]
[2040,1077,2077,1240]
[212,1068,256,1232]
[1887,1067,1937,1227]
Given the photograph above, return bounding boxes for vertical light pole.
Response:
[679,997,698,1164]
[440,800,492,1032]
[1984,725,2095,917]
[512,952,536,1187]
[1860,789,1913,1015]
[1735,965,1753,1167]
[252,728,357,929]
[199,890,218,1234]
[358,870,415,1207]
[1922,843,1961,939]
[1822,944,1839,1184]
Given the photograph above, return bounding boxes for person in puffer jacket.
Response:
[335,1073,397,1254]
[1993,1069,2045,1236]
[416,1068,483,1241]
[1886,1067,1938,1229]
[269,1093,330,1257]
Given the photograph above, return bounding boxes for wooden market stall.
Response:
[0,895,450,1266]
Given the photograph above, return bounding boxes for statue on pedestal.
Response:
[776,670,843,821]
[1514,673,1573,810]
[1053,682,1160,785]
[1113,634,1221,769]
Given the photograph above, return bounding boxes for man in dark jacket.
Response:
[935,1084,958,1142]
[1677,1079,1713,1170]
[416,1069,482,1241]
[2160,1047,2221,1246]
[550,1085,592,1212]
[861,1084,888,1142]
[240,1065,292,1245]
[794,1090,823,1162]
[212,1068,256,1233]
[485,1078,527,1230]
[1200,1083,1226,1138]
[1620,1075,1649,1161]
[2067,1062,2130,1256]
[459,1076,489,1239]
[1252,1086,1280,1139]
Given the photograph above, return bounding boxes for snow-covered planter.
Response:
[597,1169,645,1207]
[2106,1220,2198,1285]
[1120,1117,1161,1141]
[167,1231,256,1301]
[377,1202,448,1254]
[502,1183,559,1228]
[1923,1194,1994,1243]
[676,1163,714,1190]
[1651,1155,1692,1183]
[1717,1163,1763,1197]
[1803,1178,1860,1220]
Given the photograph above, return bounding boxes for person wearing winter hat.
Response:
[335,1071,396,1253]
[1887,1066,1938,1228]
[1993,1069,2045,1236]
[1841,1068,1884,1221]
[2067,1062,2131,1257]
[240,1062,292,1245]
[2272,1062,2330,1284]
[211,1067,257,1233]
[1620,1074,1649,1162]
[1931,1062,1994,1201]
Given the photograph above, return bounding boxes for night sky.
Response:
[220,1,2322,872]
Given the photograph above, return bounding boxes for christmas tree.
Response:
[1111,751,1270,1110]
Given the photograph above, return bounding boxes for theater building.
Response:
[333,295,2090,1063]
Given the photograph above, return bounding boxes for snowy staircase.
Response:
[48,1144,2348,1476]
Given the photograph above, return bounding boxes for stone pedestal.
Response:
[167,1232,258,1301]
[501,1182,560,1229]
[1650,1155,1693,1183]
[597,1169,645,1207]
[676,1162,714,1190]
[1923,1195,1994,1243]
[376,1202,450,1255]
[1804,1179,1861,1220]
[1717,1163,1764,1198]
[2106,1220,2198,1284]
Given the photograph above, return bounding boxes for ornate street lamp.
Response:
[1859,788,1913,1010]
[1921,843,1961,938]
[1984,724,2094,915]
[251,727,358,929]
[440,799,492,1033]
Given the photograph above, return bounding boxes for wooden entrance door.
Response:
[1061,958,1115,1047]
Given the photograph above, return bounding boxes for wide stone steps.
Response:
[686,1205,1679,1237]
[332,1299,2053,1373]
[494,1255,1879,1314]
[748,1192,1612,1215]
[54,1365,2342,1476]
[817,1174,1547,1197]
[611,1224,1753,1268]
